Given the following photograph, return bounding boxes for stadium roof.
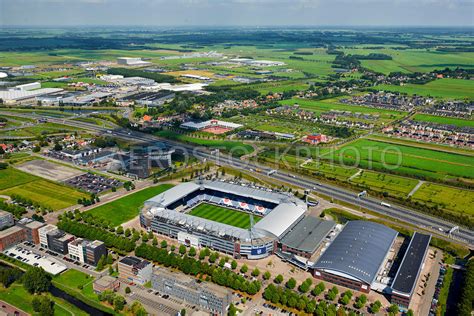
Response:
[148,207,256,241]
[253,203,306,238]
[313,221,398,285]
[145,180,303,209]
[391,232,431,296]
[279,216,336,253]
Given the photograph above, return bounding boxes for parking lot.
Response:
[4,244,67,275]
[65,173,122,194]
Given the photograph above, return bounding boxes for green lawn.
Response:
[412,114,474,128]
[326,139,474,181]
[374,79,474,100]
[303,161,358,181]
[54,269,94,289]
[349,170,419,198]
[0,167,88,210]
[188,203,261,229]
[86,184,174,226]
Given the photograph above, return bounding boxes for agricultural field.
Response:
[374,79,474,100]
[303,161,358,181]
[0,166,88,210]
[187,203,261,229]
[279,97,406,124]
[86,184,174,226]
[241,80,310,94]
[0,122,83,138]
[324,139,474,181]
[412,114,474,128]
[155,130,254,157]
[348,170,419,198]
[412,183,474,216]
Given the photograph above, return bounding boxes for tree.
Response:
[108,265,114,275]
[240,264,248,274]
[23,267,51,294]
[124,228,131,237]
[189,247,196,257]
[152,237,158,246]
[231,260,237,270]
[179,244,187,255]
[370,300,381,313]
[32,296,54,316]
[125,286,131,294]
[406,310,414,316]
[97,255,106,271]
[130,301,147,316]
[285,277,296,289]
[160,240,168,249]
[274,274,283,284]
[263,271,271,280]
[180,308,186,316]
[251,268,260,277]
[116,226,124,234]
[228,303,237,316]
[113,295,126,311]
[388,304,399,315]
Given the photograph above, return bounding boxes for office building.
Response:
[0,226,26,251]
[118,256,152,285]
[0,211,14,230]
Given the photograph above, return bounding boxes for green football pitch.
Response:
[187,203,261,229]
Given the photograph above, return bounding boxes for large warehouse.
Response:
[312,221,399,293]
[140,180,321,259]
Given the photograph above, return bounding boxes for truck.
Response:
[380,202,391,208]
[266,169,277,176]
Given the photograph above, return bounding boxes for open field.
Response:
[155,130,254,157]
[325,139,474,181]
[187,202,261,229]
[412,113,474,128]
[0,166,87,210]
[303,161,358,181]
[279,97,406,124]
[1,122,83,138]
[54,269,93,289]
[412,183,474,216]
[349,170,419,198]
[86,184,174,226]
[16,159,83,181]
[374,79,474,100]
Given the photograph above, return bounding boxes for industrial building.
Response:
[16,218,46,245]
[117,57,151,66]
[93,275,120,294]
[0,226,26,251]
[118,256,153,285]
[152,268,232,315]
[0,88,63,104]
[312,221,398,293]
[120,91,175,107]
[390,232,432,309]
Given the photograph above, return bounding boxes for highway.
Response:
[3,111,473,247]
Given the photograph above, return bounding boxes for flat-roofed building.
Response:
[118,256,152,285]
[13,82,41,91]
[152,268,232,315]
[312,221,398,293]
[0,226,26,251]
[390,232,432,309]
[16,219,46,244]
[0,211,14,230]
[93,275,120,294]
[38,224,57,249]
[279,216,336,259]
[45,228,74,254]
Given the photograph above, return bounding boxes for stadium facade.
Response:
[140,180,309,260]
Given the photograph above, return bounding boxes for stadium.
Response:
[140,180,310,259]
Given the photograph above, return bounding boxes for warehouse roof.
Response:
[0,88,63,101]
[391,232,431,295]
[313,221,398,285]
[253,203,306,238]
[279,216,335,253]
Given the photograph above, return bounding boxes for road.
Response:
[3,111,473,247]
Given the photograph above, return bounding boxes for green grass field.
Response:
[412,113,474,128]
[349,170,419,198]
[188,203,261,229]
[155,130,254,157]
[374,79,474,100]
[303,161,358,181]
[86,184,174,226]
[412,183,474,216]
[0,167,87,210]
[326,139,474,181]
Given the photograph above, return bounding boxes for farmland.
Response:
[349,170,419,198]
[86,184,174,226]
[188,203,261,229]
[324,139,474,181]
[303,161,358,181]
[373,79,474,100]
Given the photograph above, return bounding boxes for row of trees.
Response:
[0,200,26,218]
[135,243,261,296]
[57,218,135,252]
[457,260,474,315]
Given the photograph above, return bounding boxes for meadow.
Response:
[279,97,406,124]
[325,139,474,181]
[1,122,83,138]
[412,183,474,216]
[86,184,174,226]
[303,161,358,181]
[348,170,419,198]
[155,130,254,157]
[374,79,474,100]
[188,203,261,229]
[412,114,474,128]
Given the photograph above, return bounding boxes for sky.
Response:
[0,0,473,27]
